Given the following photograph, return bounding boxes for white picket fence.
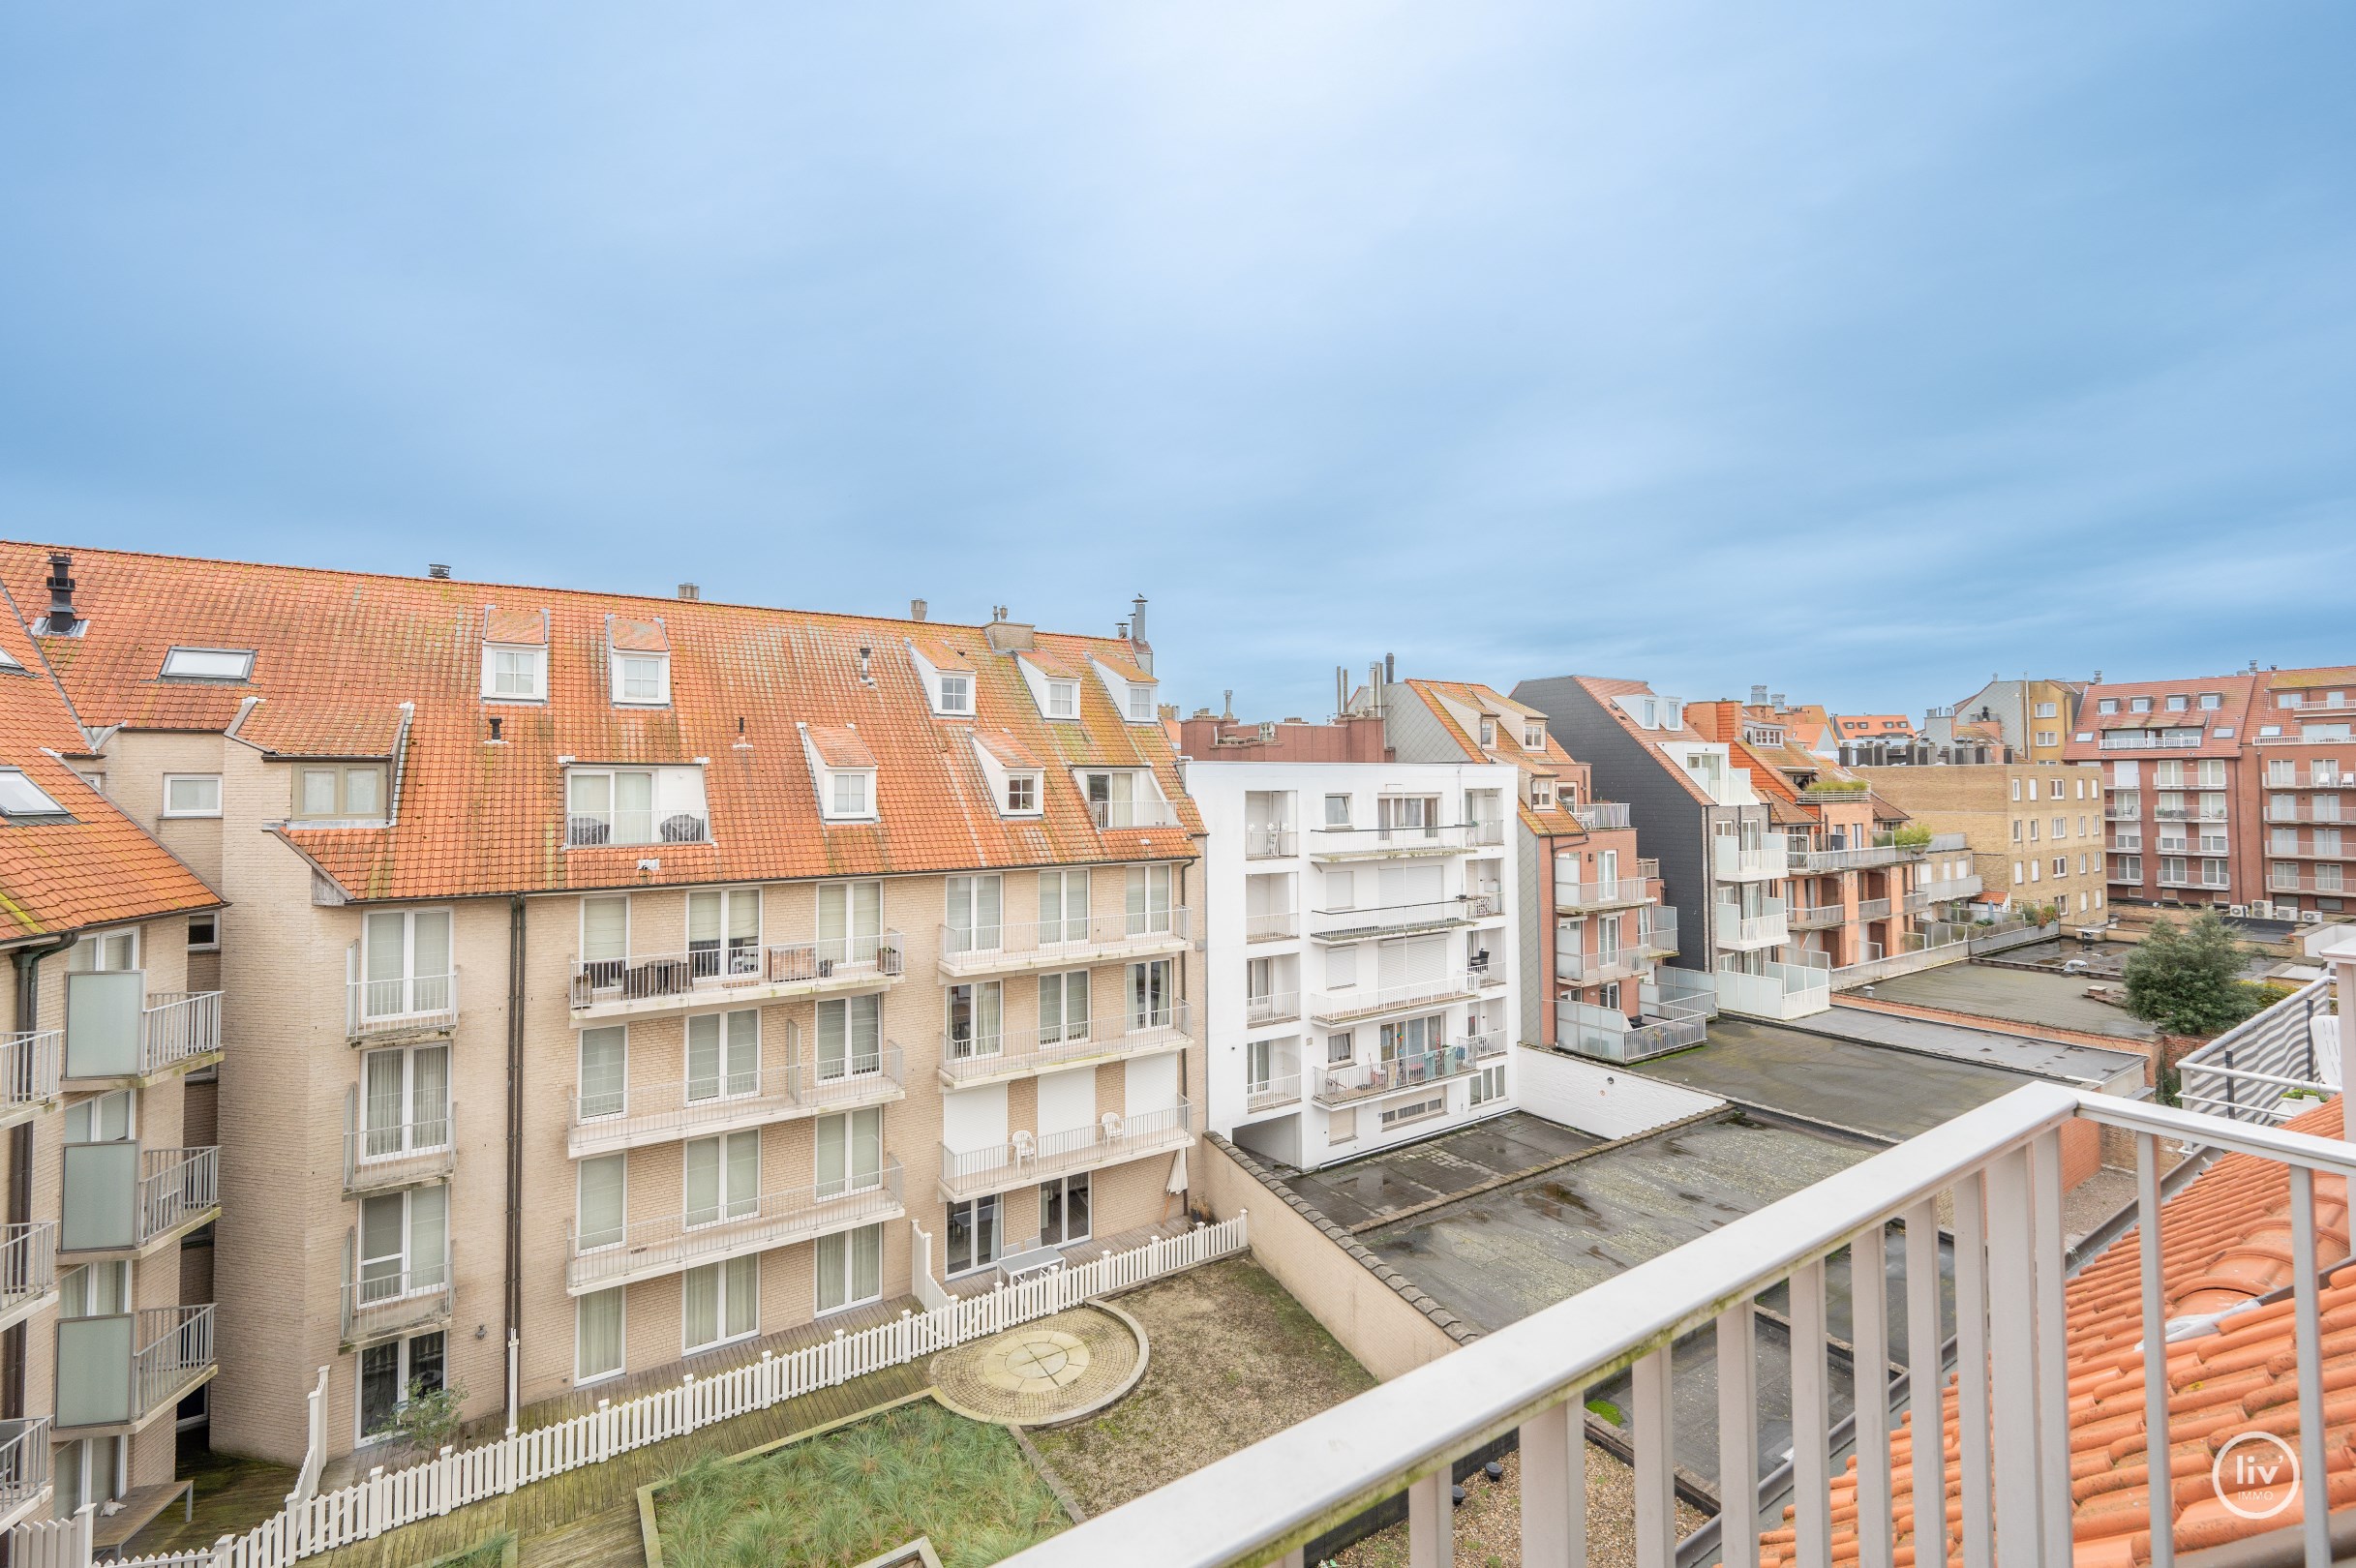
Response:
[35,1216,1246,1568]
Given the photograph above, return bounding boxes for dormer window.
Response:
[1128,686,1154,722]
[613,653,669,707]
[969,731,1044,819]
[293,765,388,823]
[1524,722,1544,750]
[2130,697,2153,713]
[802,725,880,825]
[1478,717,1496,748]
[1006,775,1038,813]
[565,766,709,847]
[2166,695,2189,712]
[0,769,68,821]
[1530,775,1555,808]
[1090,652,1158,726]
[1047,681,1078,719]
[604,615,671,707]
[939,673,973,715]
[161,647,255,682]
[482,605,550,702]
[909,640,977,718]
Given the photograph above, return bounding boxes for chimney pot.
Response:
[42,552,78,635]
[428,563,451,580]
[910,598,927,622]
[677,583,699,600]
[488,715,503,742]
[1130,594,1148,647]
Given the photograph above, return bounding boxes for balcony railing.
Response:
[138,991,221,1075]
[1245,827,1298,859]
[0,1029,59,1117]
[1788,903,1841,930]
[1856,896,1893,920]
[1569,801,1632,830]
[1244,990,1302,1028]
[1309,822,1480,858]
[0,1418,48,1521]
[937,909,1192,974]
[999,1086,2349,1568]
[1314,1037,1506,1107]
[568,1159,906,1291]
[1715,839,1791,879]
[343,1087,454,1192]
[1643,906,1679,955]
[1713,899,1789,950]
[60,1145,218,1253]
[1311,897,1489,940]
[1556,945,1649,986]
[2269,870,2349,894]
[1086,798,1182,829]
[570,934,905,1011]
[2099,729,2204,749]
[59,976,223,1081]
[1245,911,1297,941]
[2110,831,2144,851]
[341,1242,452,1346]
[1557,998,1707,1064]
[1713,956,1830,1020]
[1245,1072,1303,1115]
[1924,831,1969,852]
[1553,874,1655,912]
[2175,975,2336,1124]
[347,969,459,1040]
[55,1305,214,1432]
[0,1223,55,1327]
[572,1048,905,1156]
[939,1006,1192,1087]
[566,808,709,848]
[1309,975,1482,1026]
[939,1102,1193,1201]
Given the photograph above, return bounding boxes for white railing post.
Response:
[1717,1302,1759,1568]
[1520,1397,1586,1568]
[1951,1173,1994,1568]
[1787,1259,1831,1568]
[1633,1349,1677,1568]
[2135,1134,2175,1568]
[1406,1467,1453,1568]
[1981,1148,2041,1566]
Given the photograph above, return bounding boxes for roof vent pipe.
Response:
[42,553,77,636]
[488,715,503,742]
[910,599,927,622]
[1384,651,1395,684]
[1222,689,1233,722]
[428,563,451,580]
[1131,595,1147,647]
[856,646,872,684]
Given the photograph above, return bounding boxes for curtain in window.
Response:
[817,1231,848,1312]
[579,1029,625,1120]
[686,1015,722,1102]
[725,1254,758,1340]
[363,1050,405,1156]
[683,1263,720,1349]
[851,1224,881,1303]
[583,899,628,962]
[576,1288,623,1380]
[410,1187,447,1289]
[578,1156,625,1249]
[413,1046,449,1145]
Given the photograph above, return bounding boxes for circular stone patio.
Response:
[930,1304,1147,1427]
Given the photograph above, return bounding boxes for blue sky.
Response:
[2,5,2350,722]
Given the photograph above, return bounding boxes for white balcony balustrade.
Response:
[1313,1037,1505,1107]
[347,968,459,1040]
[1570,801,1632,830]
[1245,1072,1303,1115]
[1553,874,1655,913]
[343,1088,455,1192]
[341,1232,452,1346]
[996,1085,2350,1568]
[1310,822,1481,859]
[938,1004,1192,1087]
[59,1145,218,1256]
[1245,911,1298,942]
[567,1160,906,1291]
[1713,899,1790,951]
[1244,991,1302,1028]
[1311,897,1488,941]
[0,1030,59,1125]
[1245,827,1298,859]
[1643,907,1679,955]
[1713,957,1830,1020]
[1556,945,1649,986]
[938,1102,1193,1201]
[1856,896,1893,920]
[1556,999,1707,1064]
[55,1305,214,1432]
[0,1417,48,1528]
[1788,902,1842,931]
[569,934,905,1015]
[1714,839,1790,880]
[0,1222,56,1334]
[58,974,223,1082]
[571,1048,906,1156]
[1309,975,1482,1026]
[936,909,1192,976]
[1086,797,1182,829]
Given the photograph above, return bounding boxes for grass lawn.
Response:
[1029,1255,1377,1515]
[652,1398,1067,1568]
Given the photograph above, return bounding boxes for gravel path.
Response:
[1331,1447,1707,1568]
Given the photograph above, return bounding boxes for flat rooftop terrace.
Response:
[1857,959,2156,1040]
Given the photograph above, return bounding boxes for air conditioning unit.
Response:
[2228,905,2248,918]
[2249,901,2275,920]
[2302,911,2325,924]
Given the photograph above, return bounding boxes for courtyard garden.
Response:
[649,1397,1068,1568]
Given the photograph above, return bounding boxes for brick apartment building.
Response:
[2067,667,2355,920]
[0,543,1206,1491]
[1850,762,2108,924]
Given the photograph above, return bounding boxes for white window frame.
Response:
[1524,722,1545,750]
[1127,684,1155,723]
[360,907,453,1022]
[816,1222,885,1315]
[160,647,255,682]
[1004,772,1041,817]
[611,652,671,708]
[575,1287,625,1386]
[292,764,389,823]
[1045,679,1079,720]
[481,644,547,702]
[943,1196,1000,1278]
[162,773,223,819]
[0,769,66,819]
[681,1255,760,1354]
[1529,776,1555,808]
[936,671,974,716]
[354,1331,446,1448]
[823,769,877,823]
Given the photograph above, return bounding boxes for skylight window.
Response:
[0,769,68,819]
[160,647,255,682]
[0,646,22,675]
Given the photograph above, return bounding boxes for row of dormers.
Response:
[907,640,1159,726]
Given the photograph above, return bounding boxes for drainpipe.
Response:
[8,934,76,1420]
[504,895,526,1432]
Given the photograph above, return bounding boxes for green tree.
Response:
[2122,914,2260,1037]
[391,1377,468,1461]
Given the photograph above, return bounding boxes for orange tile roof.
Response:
[1,543,1200,902]
[0,583,223,942]
[801,723,879,770]
[1399,678,1602,841]
[2270,668,2356,692]
[607,615,668,654]
[972,730,1043,770]
[1833,713,1918,738]
[231,698,408,759]
[483,605,546,646]
[1567,676,1725,808]
[1760,1097,2356,1568]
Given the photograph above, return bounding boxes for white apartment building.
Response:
[1184,742,1519,1171]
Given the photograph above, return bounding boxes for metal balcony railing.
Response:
[1245,1072,1303,1114]
[1311,897,1489,940]
[570,933,906,1010]
[1310,822,1480,857]
[939,1104,1193,1200]
[1788,903,1842,930]
[568,1160,906,1290]
[1569,801,1632,830]
[347,969,459,1039]
[138,1147,218,1243]
[565,808,709,848]
[1310,975,1482,1026]
[341,1241,453,1345]
[937,909,1191,972]
[1086,798,1182,829]
[138,991,221,1075]
[939,1007,1192,1086]
[1552,875,1654,912]
[1642,906,1679,955]
[572,1047,905,1155]
[1245,911,1298,941]
[1245,827,1298,859]
[1556,945,1648,985]
[1314,1038,1506,1107]
[1856,897,1893,920]
[1558,998,1708,1064]
[343,1087,454,1192]
[0,1418,48,1517]
[1713,900,1789,950]
[135,1306,214,1421]
[0,1029,59,1113]
[1244,991,1302,1028]
[0,1222,55,1321]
